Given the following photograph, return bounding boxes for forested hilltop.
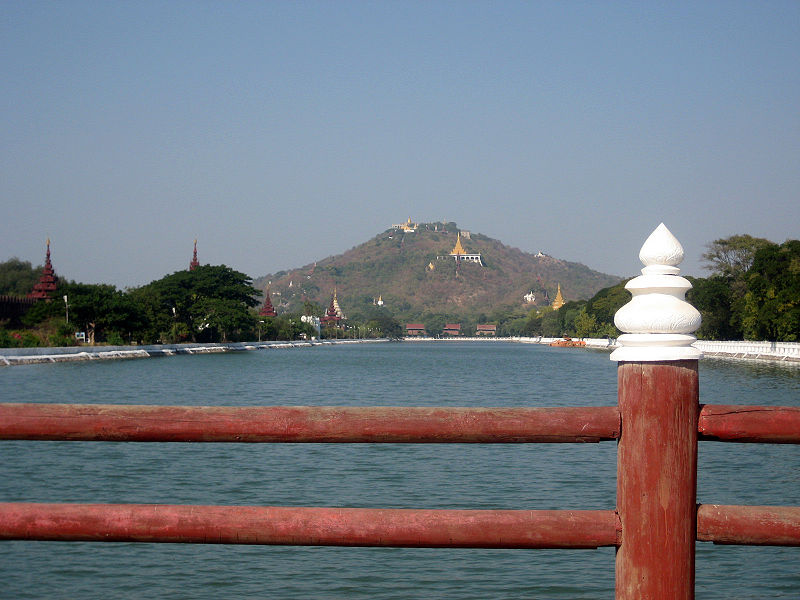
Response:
[253,222,620,326]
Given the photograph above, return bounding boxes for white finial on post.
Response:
[610,223,702,361]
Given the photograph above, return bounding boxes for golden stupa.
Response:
[450,233,466,255]
[551,284,565,310]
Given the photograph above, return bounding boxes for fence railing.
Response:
[1,224,798,599]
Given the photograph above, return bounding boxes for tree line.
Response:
[2,234,797,347]
[509,235,799,342]
[0,264,323,347]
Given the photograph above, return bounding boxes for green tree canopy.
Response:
[687,276,738,340]
[584,280,630,330]
[60,283,144,345]
[0,258,43,296]
[702,234,773,279]
[741,241,800,341]
[139,265,259,343]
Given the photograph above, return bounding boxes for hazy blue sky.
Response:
[2,1,798,289]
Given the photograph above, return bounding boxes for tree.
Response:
[584,280,630,334]
[558,301,586,337]
[740,241,800,341]
[59,283,143,345]
[0,258,42,296]
[702,235,772,279]
[268,315,315,341]
[540,309,561,337]
[422,313,446,337]
[573,308,598,338]
[140,265,259,343]
[687,276,739,340]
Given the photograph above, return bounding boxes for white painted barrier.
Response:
[692,340,800,361]
[0,339,390,366]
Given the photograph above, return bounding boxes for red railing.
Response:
[1,360,798,599]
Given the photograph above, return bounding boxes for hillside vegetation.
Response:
[254,222,621,324]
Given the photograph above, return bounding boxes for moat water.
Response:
[1,342,798,599]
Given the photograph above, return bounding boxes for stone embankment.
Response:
[691,340,800,363]
[516,337,800,363]
[0,339,388,366]
[404,336,799,362]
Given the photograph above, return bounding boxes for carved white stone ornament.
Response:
[610,223,702,361]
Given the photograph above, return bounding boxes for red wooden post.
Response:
[616,360,699,598]
[610,224,703,599]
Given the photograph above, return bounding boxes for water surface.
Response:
[1,343,798,598]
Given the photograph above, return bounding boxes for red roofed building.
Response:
[259,289,277,317]
[442,323,461,336]
[28,239,59,300]
[405,323,426,336]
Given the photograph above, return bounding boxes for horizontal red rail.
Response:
[698,405,800,443]
[3,403,799,444]
[5,502,800,548]
[0,403,621,443]
[0,503,620,549]
[697,504,800,546]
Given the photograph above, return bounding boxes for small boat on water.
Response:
[549,337,586,347]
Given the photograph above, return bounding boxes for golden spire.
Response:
[451,233,466,255]
[552,284,565,310]
[332,288,345,319]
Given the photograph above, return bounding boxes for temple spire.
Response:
[330,289,345,319]
[551,284,565,310]
[259,288,277,317]
[189,240,199,271]
[29,238,58,300]
[321,289,345,326]
[451,233,466,256]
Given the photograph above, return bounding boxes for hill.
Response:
[253,222,621,323]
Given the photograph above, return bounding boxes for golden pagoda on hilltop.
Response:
[392,217,417,232]
[551,284,565,310]
[451,233,466,255]
[448,233,483,265]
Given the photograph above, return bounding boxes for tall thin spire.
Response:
[29,238,58,300]
[189,239,199,271]
[551,284,565,310]
[332,288,345,319]
[451,233,466,256]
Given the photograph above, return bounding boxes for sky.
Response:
[2,1,798,289]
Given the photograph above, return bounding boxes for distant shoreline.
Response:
[0,339,388,366]
[2,337,798,366]
[403,336,800,364]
